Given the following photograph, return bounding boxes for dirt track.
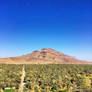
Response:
[18,65,25,92]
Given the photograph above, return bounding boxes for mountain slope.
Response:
[0,48,91,64]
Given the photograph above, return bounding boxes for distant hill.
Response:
[0,48,91,64]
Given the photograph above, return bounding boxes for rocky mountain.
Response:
[0,48,91,64]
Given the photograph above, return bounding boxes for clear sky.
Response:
[0,0,92,61]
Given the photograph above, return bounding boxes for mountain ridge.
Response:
[0,48,91,64]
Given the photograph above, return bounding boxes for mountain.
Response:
[0,48,91,64]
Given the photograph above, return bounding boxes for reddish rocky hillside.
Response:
[0,48,91,64]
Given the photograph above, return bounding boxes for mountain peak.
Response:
[41,48,56,52]
[0,48,91,64]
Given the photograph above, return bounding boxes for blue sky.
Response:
[0,0,92,61]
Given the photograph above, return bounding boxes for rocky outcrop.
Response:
[0,48,91,64]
